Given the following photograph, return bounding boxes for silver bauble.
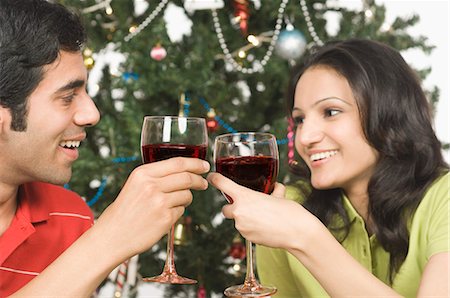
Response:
[275,29,307,61]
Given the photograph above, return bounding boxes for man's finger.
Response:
[141,157,210,177]
[158,172,208,193]
[164,190,194,207]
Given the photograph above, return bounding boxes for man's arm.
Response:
[12,157,209,297]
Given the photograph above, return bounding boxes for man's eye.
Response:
[62,93,76,103]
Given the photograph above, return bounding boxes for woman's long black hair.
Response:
[287,39,448,280]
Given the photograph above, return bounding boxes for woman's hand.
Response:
[207,172,321,251]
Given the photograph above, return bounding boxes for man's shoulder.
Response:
[22,181,92,217]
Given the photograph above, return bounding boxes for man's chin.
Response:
[42,170,72,186]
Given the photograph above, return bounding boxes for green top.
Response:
[256,172,449,298]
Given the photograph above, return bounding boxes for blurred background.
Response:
[56,0,448,297]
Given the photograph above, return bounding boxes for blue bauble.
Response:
[275,29,307,61]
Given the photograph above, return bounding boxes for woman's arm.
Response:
[208,172,401,297]
[417,252,449,297]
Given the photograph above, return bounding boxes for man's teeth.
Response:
[310,150,338,162]
[59,140,81,148]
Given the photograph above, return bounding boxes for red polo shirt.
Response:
[0,182,94,297]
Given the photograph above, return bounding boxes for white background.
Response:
[341,0,449,162]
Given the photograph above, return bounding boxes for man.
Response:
[0,0,209,296]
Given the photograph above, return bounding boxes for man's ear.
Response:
[0,105,12,133]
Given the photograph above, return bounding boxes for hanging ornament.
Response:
[184,0,224,14]
[164,3,193,43]
[228,234,246,260]
[150,43,167,61]
[179,93,191,117]
[275,24,307,61]
[232,0,249,36]
[83,48,95,70]
[197,284,206,298]
[206,109,219,133]
[122,72,139,82]
[174,215,192,246]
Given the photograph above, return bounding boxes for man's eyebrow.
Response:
[54,79,85,93]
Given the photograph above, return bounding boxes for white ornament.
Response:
[183,0,224,14]
[236,80,251,103]
[99,145,111,158]
[114,101,124,112]
[256,82,266,92]
[89,179,101,189]
[88,43,126,97]
[163,2,193,43]
[275,28,307,61]
[133,0,149,16]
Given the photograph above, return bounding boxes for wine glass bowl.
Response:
[214,132,278,297]
[140,116,208,284]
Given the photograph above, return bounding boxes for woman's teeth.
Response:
[310,150,338,162]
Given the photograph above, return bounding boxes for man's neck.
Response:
[0,183,19,236]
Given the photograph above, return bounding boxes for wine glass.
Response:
[214,132,279,297]
[140,116,208,284]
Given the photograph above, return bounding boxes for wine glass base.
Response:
[142,272,197,284]
[224,284,277,297]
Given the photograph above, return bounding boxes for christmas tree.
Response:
[58,0,440,296]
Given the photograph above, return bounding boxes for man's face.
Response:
[0,51,100,185]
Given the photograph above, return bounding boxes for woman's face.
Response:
[292,66,378,196]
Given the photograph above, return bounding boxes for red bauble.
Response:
[206,117,219,133]
[229,241,246,260]
[233,0,249,36]
[150,45,167,61]
[197,285,206,298]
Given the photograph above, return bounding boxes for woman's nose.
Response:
[296,120,324,147]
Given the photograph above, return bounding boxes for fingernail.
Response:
[203,161,210,171]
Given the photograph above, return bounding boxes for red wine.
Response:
[216,156,278,202]
[142,143,207,163]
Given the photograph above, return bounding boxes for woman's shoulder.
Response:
[412,171,449,222]
[285,180,310,204]
[421,171,449,204]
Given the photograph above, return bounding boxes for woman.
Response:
[207,39,449,297]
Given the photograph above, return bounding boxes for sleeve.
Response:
[256,245,300,298]
[254,183,309,297]
[425,173,450,258]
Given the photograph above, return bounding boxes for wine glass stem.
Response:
[244,240,258,285]
[163,224,177,274]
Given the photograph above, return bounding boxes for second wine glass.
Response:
[214,132,279,297]
[140,116,208,284]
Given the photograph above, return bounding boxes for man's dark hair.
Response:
[0,0,86,131]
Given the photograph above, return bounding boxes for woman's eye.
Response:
[325,109,340,117]
[292,116,304,126]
